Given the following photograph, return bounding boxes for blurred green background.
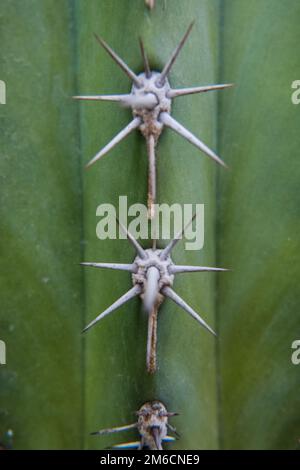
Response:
[0,0,299,449]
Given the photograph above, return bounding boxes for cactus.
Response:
[0,0,299,450]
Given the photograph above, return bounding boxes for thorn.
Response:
[91,423,137,436]
[82,285,142,333]
[73,93,157,109]
[160,213,197,260]
[85,117,141,168]
[144,266,160,313]
[157,21,195,85]
[80,262,136,272]
[146,134,156,219]
[159,112,227,168]
[139,37,151,78]
[72,94,132,102]
[167,83,234,98]
[121,93,158,109]
[116,217,148,260]
[94,33,141,87]
[170,265,229,274]
[162,286,216,336]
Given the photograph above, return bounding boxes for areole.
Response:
[73,22,232,218]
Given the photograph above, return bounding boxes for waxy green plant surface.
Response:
[0,0,299,449]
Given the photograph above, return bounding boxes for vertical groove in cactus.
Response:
[218,0,300,450]
[0,1,84,449]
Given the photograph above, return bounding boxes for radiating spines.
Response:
[75,25,232,173]
[137,401,177,450]
[92,401,178,450]
[74,25,233,221]
[80,217,227,367]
